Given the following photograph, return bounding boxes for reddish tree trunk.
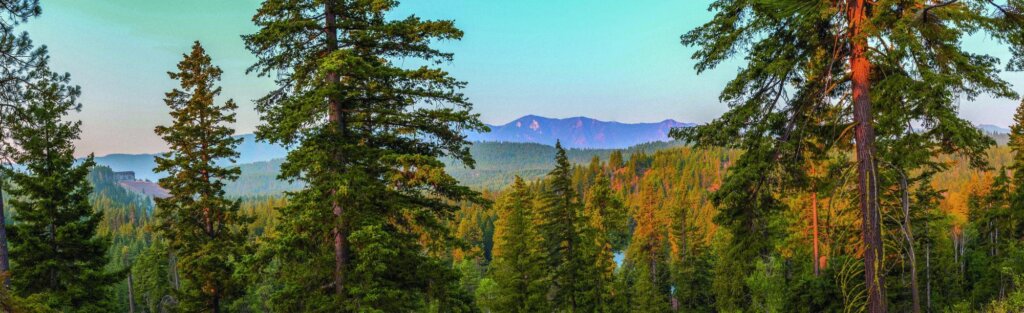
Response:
[324,0,349,297]
[848,0,885,312]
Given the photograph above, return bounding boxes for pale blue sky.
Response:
[21,0,1024,156]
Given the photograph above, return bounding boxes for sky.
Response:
[21,0,1024,157]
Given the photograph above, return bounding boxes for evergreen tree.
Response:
[3,65,116,312]
[537,141,597,311]
[153,41,249,313]
[669,201,714,312]
[967,168,1018,304]
[1009,99,1024,238]
[131,240,175,313]
[677,1,1024,311]
[585,173,629,252]
[488,176,547,313]
[582,173,623,312]
[0,0,50,287]
[243,0,486,311]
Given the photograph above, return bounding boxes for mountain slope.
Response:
[467,115,693,149]
[978,124,1010,134]
[93,133,287,181]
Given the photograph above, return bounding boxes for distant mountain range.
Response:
[96,116,694,180]
[93,134,287,182]
[978,124,1011,134]
[90,115,697,196]
[467,115,694,149]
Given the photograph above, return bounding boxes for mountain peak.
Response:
[469,115,693,149]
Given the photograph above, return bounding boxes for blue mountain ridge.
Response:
[93,116,696,180]
[466,115,695,149]
[93,134,288,181]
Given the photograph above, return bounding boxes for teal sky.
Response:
[22,0,1024,156]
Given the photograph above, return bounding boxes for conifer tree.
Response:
[967,168,1016,302]
[489,176,547,313]
[678,1,1024,311]
[585,173,628,252]
[1009,99,1024,238]
[3,64,116,312]
[537,141,596,311]
[582,173,623,312]
[153,41,249,313]
[625,178,672,313]
[0,0,50,287]
[244,0,485,311]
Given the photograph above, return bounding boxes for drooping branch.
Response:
[919,0,958,23]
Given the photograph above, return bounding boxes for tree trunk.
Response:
[847,0,885,312]
[324,0,349,297]
[0,182,9,288]
[49,223,57,290]
[897,172,920,313]
[812,191,820,276]
[213,294,220,313]
[925,243,931,313]
[169,251,181,290]
[127,271,137,313]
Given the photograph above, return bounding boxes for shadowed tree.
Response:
[3,63,117,312]
[0,0,48,287]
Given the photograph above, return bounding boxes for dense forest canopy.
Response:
[1,0,1024,312]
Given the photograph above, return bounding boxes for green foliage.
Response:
[487,176,548,313]
[745,257,786,313]
[152,41,251,312]
[536,142,600,311]
[130,240,175,313]
[446,141,685,191]
[3,61,117,312]
[243,0,486,311]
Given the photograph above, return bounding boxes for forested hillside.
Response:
[3,0,1024,312]
[7,136,1023,312]
[448,142,1024,312]
[446,141,685,190]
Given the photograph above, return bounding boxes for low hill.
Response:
[445,141,685,190]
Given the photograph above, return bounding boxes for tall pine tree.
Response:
[153,41,249,313]
[1008,99,1024,239]
[3,64,116,312]
[0,0,50,287]
[244,0,486,311]
[537,141,597,311]
[488,176,547,313]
